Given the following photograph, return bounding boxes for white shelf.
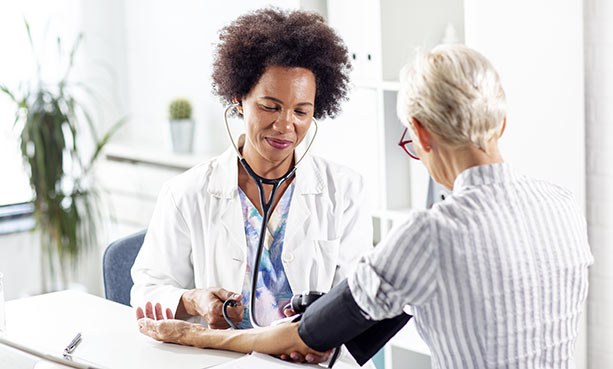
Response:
[353,80,401,91]
[352,80,380,90]
[104,144,215,171]
[371,208,412,222]
[380,80,401,91]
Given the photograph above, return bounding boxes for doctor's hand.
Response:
[177,287,244,329]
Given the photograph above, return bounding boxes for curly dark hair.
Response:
[212,8,351,120]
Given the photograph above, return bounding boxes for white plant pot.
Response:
[169,119,195,154]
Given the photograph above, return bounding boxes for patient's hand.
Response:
[255,323,332,364]
[136,302,192,344]
[276,308,329,363]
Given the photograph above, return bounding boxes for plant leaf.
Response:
[61,33,83,84]
[23,18,40,82]
[84,115,128,174]
[0,84,18,103]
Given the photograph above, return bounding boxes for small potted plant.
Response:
[168,97,194,153]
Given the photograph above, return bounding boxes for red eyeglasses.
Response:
[398,127,420,160]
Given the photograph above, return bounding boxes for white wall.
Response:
[0,229,105,299]
[585,0,613,367]
[463,0,586,368]
[0,232,41,300]
[380,0,464,82]
[464,0,585,209]
[73,0,130,138]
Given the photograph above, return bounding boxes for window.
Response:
[0,121,33,207]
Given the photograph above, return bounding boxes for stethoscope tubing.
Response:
[244,158,295,328]
[223,104,316,328]
[223,104,341,368]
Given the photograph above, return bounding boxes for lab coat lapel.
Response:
[284,155,322,244]
[283,155,323,293]
[207,145,239,198]
[219,197,246,262]
[209,146,247,285]
[284,194,310,253]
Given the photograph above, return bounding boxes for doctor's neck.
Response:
[240,142,295,180]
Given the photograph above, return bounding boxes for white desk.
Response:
[2,290,242,369]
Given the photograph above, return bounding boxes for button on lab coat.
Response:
[130,145,373,316]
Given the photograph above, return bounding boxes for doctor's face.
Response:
[240,65,316,165]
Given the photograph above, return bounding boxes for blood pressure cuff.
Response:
[297,279,411,366]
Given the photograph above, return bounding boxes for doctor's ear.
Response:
[232,98,244,114]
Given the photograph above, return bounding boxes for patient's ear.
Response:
[499,116,507,138]
[411,117,432,151]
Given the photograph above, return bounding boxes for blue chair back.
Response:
[103,230,146,306]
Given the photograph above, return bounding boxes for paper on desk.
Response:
[205,352,323,369]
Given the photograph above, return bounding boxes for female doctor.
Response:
[130,8,372,329]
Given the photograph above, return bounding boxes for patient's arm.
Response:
[136,302,329,363]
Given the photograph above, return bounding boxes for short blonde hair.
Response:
[397,45,506,151]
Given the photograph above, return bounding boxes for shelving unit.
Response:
[311,0,463,214]
[97,144,216,240]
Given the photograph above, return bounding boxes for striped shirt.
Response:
[348,163,593,369]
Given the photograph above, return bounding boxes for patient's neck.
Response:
[437,140,504,190]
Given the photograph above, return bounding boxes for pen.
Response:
[64,332,82,355]
[0,336,95,369]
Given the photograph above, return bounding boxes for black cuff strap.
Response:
[297,279,411,366]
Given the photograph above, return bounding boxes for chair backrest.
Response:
[103,230,146,306]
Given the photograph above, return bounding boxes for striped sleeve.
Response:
[348,210,438,320]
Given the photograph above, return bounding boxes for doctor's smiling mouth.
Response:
[265,137,294,150]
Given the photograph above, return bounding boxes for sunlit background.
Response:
[0,0,611,368]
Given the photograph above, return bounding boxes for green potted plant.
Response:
[0,21,124,292]
[168,97,194,153]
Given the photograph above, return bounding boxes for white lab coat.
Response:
[130,144,373,316]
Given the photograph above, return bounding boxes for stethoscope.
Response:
[221,103,318,329]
